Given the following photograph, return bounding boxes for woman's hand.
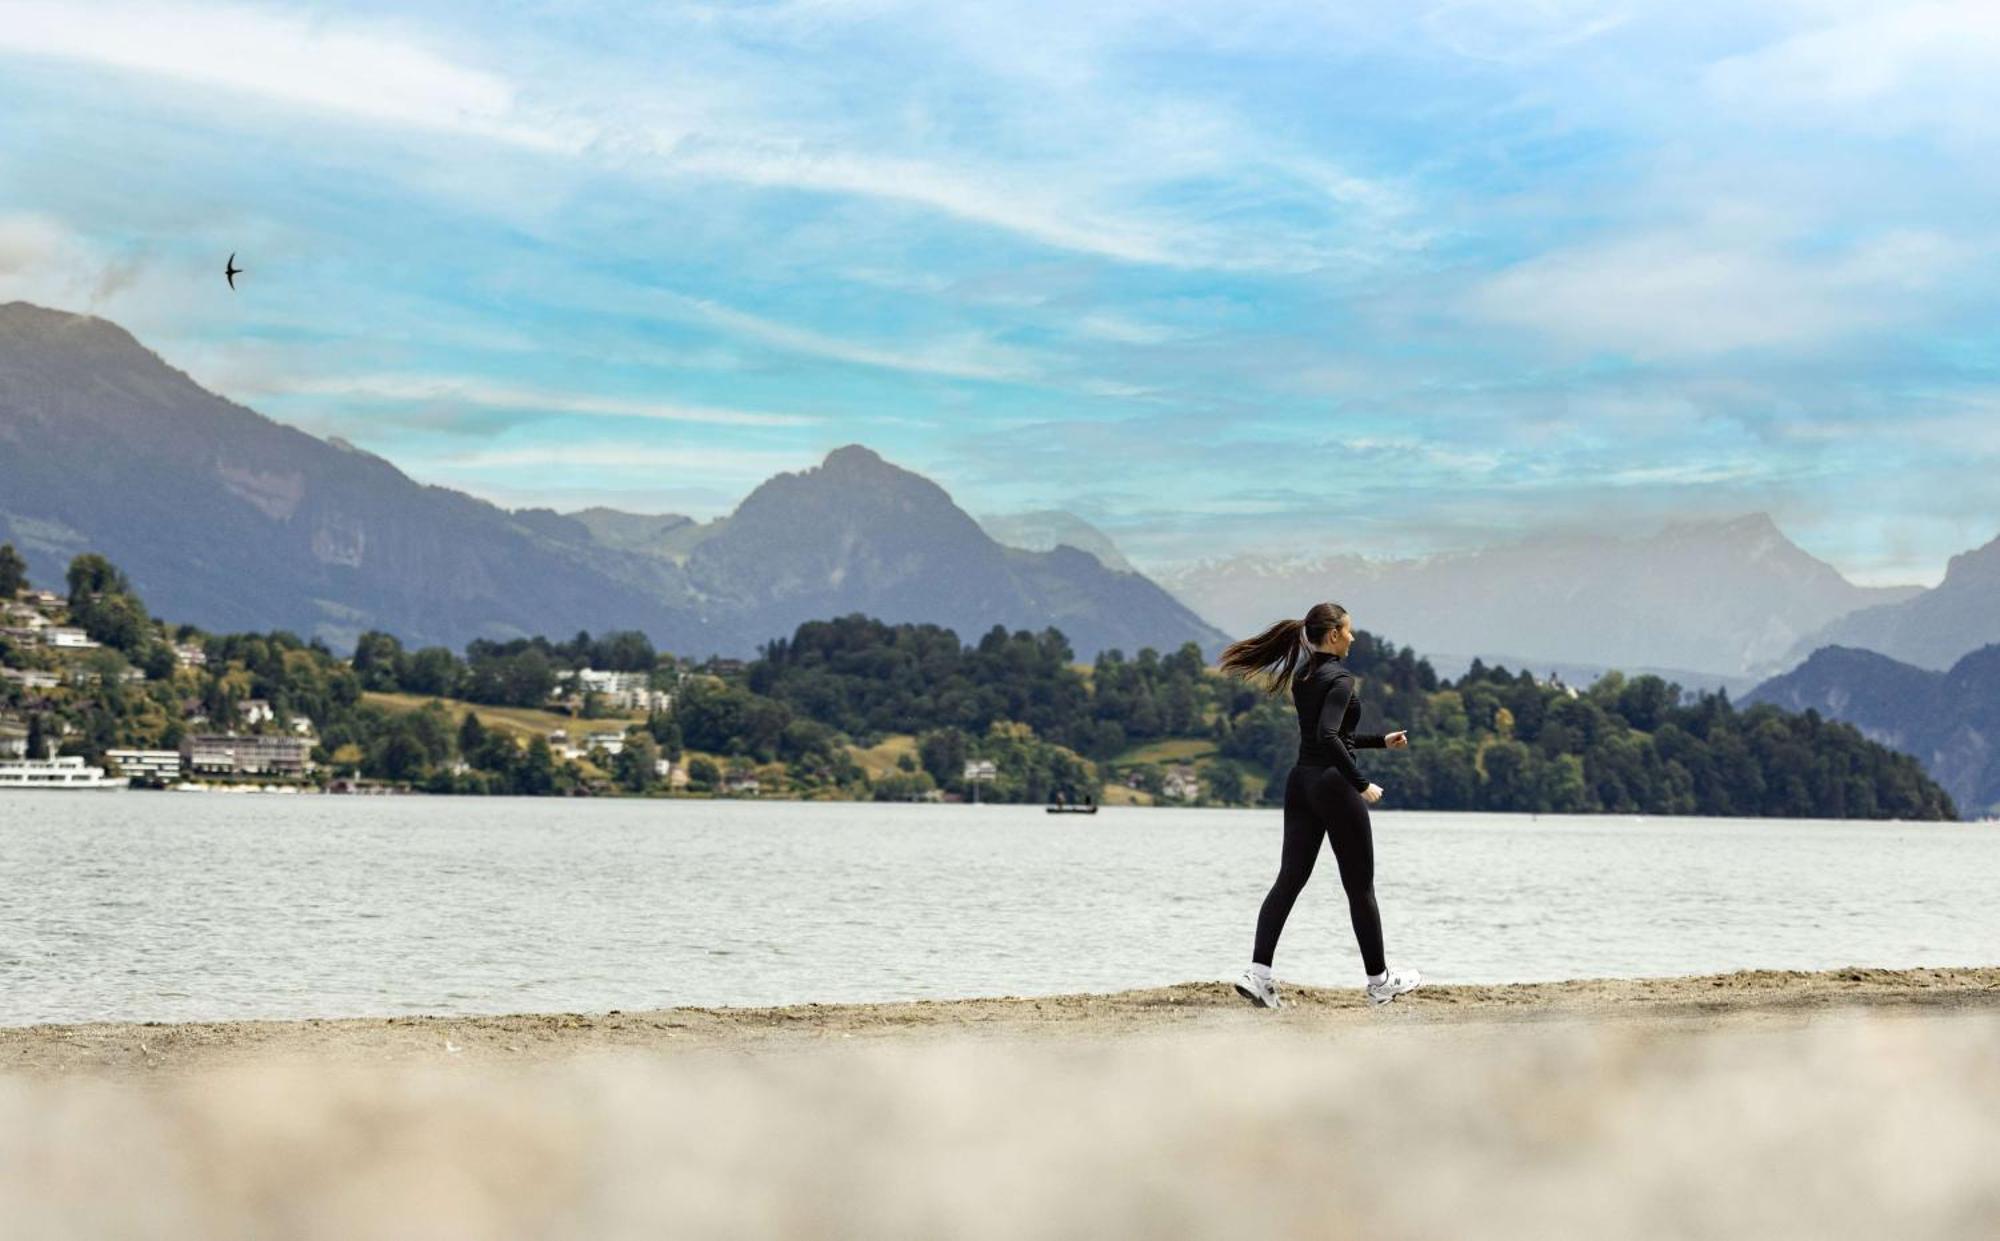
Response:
[1385,730,1409,749]
[1362,783,1384,804]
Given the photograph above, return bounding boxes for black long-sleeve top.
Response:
[1292,650,1385,792]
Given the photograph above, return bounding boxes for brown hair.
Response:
[1217,602,1350,693]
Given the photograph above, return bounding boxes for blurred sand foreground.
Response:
[4,967,1998,1240]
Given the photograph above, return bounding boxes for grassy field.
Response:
[846,733,920,780]
[361,692,644,739]
[1109,737,1218,766]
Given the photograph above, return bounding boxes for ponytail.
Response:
[1217,602,1348,693]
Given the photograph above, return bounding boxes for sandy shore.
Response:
[6,967,1998,1240]
[6,964,1998,1075]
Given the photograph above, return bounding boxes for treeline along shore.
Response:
[0,545,1960,817]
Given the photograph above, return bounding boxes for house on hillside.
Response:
[172,643,207,668]
[241,699,275,726]
[43,627,98,649]
[550,669,669,713]
[1,668,58,691]
[1162,764,1201,802]
[585,730,627,757]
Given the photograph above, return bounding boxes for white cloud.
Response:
[284,375,821,428]
[0,1,568,148]
[1706,1,2000,136]
[1463,229,1964,359]
[0,211,150,306]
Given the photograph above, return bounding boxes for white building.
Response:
[585,730,627,757]
[172,643,207,668]
[552,669,668,713]
[1,668,58,691]
[183,734,315,777]
[106,749,184,782]
[44,627,99,649]
[240,699,275,726]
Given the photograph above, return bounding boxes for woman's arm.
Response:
[1315,672,1371,793]
[1349,730,1388,748]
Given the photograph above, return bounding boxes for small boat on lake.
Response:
[1046,796,1098,814]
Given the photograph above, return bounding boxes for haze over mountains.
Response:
[0,303,1222,660]
[1154,516,1931,689]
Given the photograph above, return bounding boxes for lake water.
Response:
[3,796,1996,1026]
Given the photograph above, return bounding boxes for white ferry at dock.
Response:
[0,755,126,790]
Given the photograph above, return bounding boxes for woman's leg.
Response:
[1251,766,1323,967]
[1309,770,1387,976]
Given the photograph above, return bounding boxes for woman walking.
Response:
[1220,602,1422,1009]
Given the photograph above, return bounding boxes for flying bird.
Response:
[224,253,243,290]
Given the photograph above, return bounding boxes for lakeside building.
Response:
[0,725,26,759]
[106,749,184,783]
[585,730,627,757]
[182,734,316,778]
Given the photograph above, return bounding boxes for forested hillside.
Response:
[1,546,1958,818]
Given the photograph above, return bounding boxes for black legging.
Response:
[1252,762,1386,976]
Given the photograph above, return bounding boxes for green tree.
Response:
[613,731,661,793]
[0,543,25,597]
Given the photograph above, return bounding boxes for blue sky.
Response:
[3,1,1998,583]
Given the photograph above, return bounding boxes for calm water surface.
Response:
[2,796,1995,1025]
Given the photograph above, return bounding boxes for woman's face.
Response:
[1318,617,1352,654]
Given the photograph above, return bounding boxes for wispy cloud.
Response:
[424,444,810,475]
[281,375,820,428]
[665,295,1045,382]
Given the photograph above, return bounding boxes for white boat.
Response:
[0,755,126,790]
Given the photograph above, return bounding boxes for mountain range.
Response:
[1743,643,2000,819]
[1155,516,1934,687]
[0,302,1222,660]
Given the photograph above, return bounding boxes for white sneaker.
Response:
[1365,966,1422,1006]
[1233,967,1282,1010]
